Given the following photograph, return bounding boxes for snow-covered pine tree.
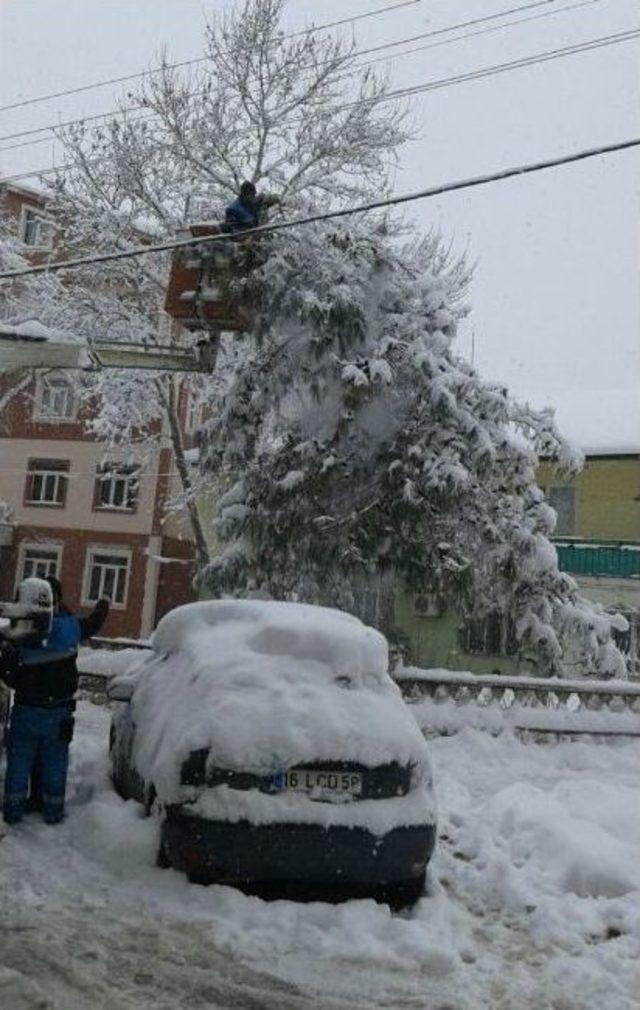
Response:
[204,218,627,678]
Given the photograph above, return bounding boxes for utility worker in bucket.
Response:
[224,180,279,233]
[0,577,109,825]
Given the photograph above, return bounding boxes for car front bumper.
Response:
[161,807,436,894]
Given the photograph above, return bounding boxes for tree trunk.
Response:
[160,377,211,570]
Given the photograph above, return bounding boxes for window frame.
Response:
[93,465,139,514]
[14,542,62,592]
[19,204,54,250]
[82,546,132,610]
[33,372,78,422]
[546,485,576,537]
[24,458,70,508]
[460,611,518,658]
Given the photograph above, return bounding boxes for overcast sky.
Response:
[1,0,638,449]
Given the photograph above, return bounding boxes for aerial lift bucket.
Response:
[164,223,253,333]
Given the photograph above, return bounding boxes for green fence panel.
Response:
[555,541,640,578]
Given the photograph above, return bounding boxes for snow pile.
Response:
[77,645,150,679]
[120,601,433,819]
[1,703,638,1009]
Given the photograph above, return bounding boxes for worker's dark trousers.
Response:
[3,703,73,825]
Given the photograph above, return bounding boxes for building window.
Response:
[93,466,139,512]
[20,206,54,249]
[546,486,576,536]
[35,373,77,421]
[461,612,517,657]
[24,459,69,507]
[83,549,131,607]
[16,544,61,584]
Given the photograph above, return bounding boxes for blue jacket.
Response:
[225,197,259,232]
[0,601,108,707]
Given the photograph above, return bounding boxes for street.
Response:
[1,701,638,1010]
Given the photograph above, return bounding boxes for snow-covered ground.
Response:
[1,700,639,1010]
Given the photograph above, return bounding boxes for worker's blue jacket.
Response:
[224,197,259,232]
[0,601,108,707]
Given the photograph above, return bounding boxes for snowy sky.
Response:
[1,0,638,450]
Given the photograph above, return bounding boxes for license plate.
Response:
[271,769,362,797]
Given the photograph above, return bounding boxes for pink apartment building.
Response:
[0,183,198,638]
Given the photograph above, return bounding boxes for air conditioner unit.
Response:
[414,594,441,618]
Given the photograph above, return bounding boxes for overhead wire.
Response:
[1,135,637,281]
[0,25,637,187]
[0,0,421,114]
[0,0,602,156]
[341,25,640,109]
[352,0,601,72]
[0,0,583,148]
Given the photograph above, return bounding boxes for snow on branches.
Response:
[203,218,625,678]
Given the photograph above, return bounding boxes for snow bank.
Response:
[125,600,432,807]
[3,703,638,1009]
[77,645,150,679]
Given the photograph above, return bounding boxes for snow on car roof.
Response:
[129,600,431,803]
[152,598,388,682]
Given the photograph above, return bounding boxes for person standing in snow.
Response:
[0,577,109,825]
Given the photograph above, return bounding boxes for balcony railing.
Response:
[554,538,640,578]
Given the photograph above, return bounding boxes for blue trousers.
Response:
[3,704,73,825]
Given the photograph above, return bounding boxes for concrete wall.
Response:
[392,588,537,676]
[0,437,158,535]
[537,455,640,540]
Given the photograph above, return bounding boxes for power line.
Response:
[0,0,574,147]
[1,26,637,188]
[0,0,601,156]
[0,0,421,114]
[1,136,637,281]
[345,25,640,108]
[353,0,601,72]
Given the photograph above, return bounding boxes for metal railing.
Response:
[396,668,640,739]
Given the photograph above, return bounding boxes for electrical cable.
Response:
[352,0,601,72]
[0,0,421,114]
[0,0,573,147]
[1,135,637,281]
[0,0,601,156]
[0,25,637,187]
[342,25,640,109]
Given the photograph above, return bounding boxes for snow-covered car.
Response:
[108,600,436,902]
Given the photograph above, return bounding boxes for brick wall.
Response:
[154,536,198,625]
[1,526,150,639]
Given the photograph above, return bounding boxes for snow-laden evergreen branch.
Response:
[203,218,626,678]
